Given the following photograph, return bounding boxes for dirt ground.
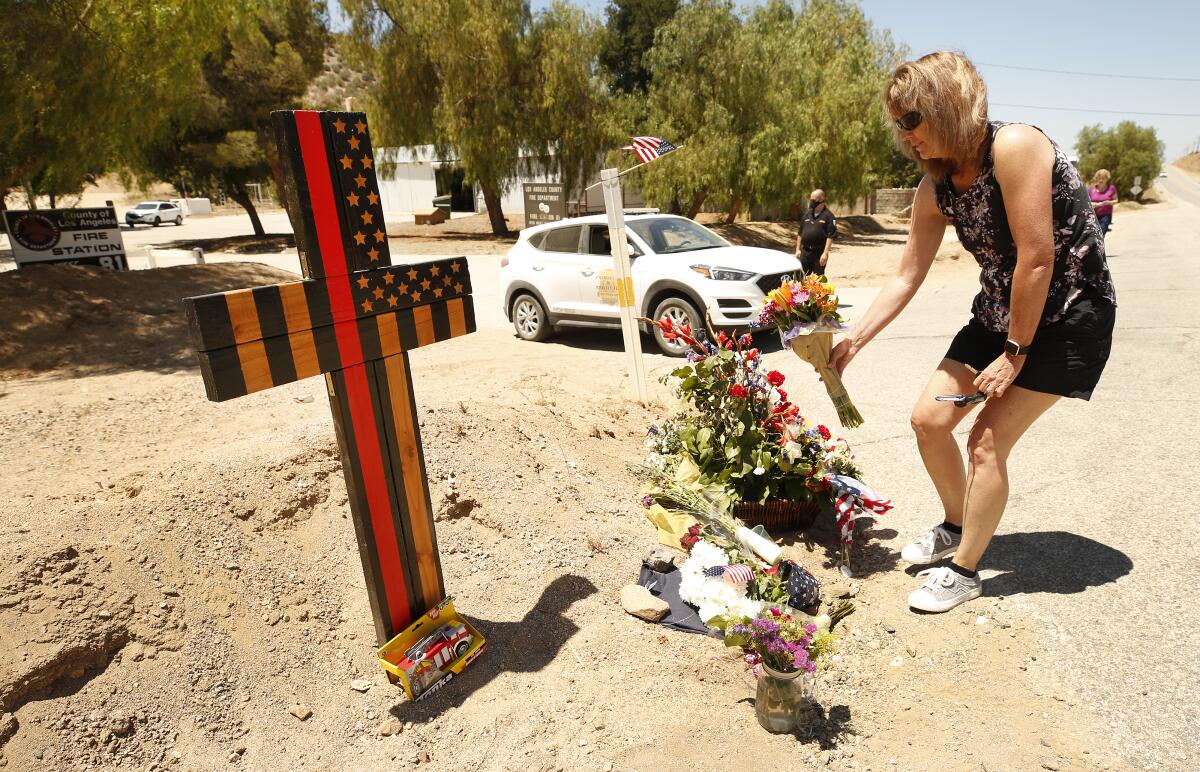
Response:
[0,205,1169,772]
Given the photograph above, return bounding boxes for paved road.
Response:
[819,188,1199,770]
[1158,165,1200,208]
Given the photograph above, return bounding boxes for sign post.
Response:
[599,167,649,403]
[2,206,128,270]
[522,182,566,226]
[1130,175,1143,198]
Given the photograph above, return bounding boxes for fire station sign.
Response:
[522,182,566,227]
[3,206,128,270]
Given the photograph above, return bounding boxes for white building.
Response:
[375,146,634,216]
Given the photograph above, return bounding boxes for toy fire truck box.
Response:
[377,598,486,702]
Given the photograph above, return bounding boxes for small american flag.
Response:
[703,564,755,585]
[626,136,677,164]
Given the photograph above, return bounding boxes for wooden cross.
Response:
[182,110,475,644]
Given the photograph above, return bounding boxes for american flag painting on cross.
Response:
[625,136,678,164]
[181,110,477,645]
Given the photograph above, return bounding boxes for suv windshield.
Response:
[628,218,727,255]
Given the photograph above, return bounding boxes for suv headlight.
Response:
[690,264,756,281]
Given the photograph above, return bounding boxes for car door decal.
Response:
[596,268,618,305]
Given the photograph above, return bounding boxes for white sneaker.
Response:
[908,566,982,613]
[900,524,961,565]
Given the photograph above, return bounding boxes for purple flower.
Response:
[640,494,654,508]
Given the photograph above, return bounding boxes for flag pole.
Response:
[583,145,684,192]
[599,167,649,404]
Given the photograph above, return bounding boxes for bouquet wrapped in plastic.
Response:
[755,275,863,428]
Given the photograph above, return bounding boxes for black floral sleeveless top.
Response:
[934,121,1117,333]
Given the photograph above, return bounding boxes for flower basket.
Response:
[733,498,820,532]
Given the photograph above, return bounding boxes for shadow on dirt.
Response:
[387,573,598,719]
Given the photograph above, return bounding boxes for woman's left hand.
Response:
[974,354,1023,398]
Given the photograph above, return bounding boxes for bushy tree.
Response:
[598,0,680,95]
[344,0,611,235]
[635,0,898,221]
[0,0,233,208]
[527,2,622,202]
[1076,121,1164,200]
[132,0,329,234]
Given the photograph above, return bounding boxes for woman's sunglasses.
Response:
[895,111,923,132]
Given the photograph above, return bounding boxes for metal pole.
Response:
[599,167,649,403]
[144,246,157,269]
[192,247,205,265]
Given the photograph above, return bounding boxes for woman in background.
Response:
[1089,169,1118,235]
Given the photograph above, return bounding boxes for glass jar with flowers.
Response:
[725,609,824,733]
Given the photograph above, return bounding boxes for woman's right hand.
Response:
[830,338,859,375]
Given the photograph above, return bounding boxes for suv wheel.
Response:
[174,215,183,225]
[512,293,551,341]
[152,216,161,227]
[651,296,703,356]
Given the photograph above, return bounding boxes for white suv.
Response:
[500,213,801,355]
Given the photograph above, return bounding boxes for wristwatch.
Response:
[1004,338,1030,357]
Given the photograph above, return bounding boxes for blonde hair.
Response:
[1092,169,1111,185]
[884,51,990,177]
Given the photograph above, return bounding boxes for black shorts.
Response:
[945,289,1116,400]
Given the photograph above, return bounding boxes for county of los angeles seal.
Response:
[11,213,61,251]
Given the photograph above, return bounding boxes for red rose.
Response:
[746,348,760,362]
[776,389,787,402]
[818,425,831,440]
[766,370,785,387]
[729,384,749,398]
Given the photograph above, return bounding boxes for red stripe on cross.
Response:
[294,110,412,633]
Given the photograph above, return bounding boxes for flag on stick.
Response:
[625,136,677,164]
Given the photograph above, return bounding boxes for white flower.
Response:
[753,466,765,475]
[677,539,762,623]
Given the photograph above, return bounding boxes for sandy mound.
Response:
[1175,152,1200,178]
[0,263,295,378]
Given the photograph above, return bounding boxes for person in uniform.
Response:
[794,189,836,275]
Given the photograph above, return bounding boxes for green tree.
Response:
[344,0,611,235]
[1076,121,1164,200]
[528,2,620,204]
[598,0,680,95]
[636,0,897,222]
[0,0,233,208]
[343,0,529,235]
[132,0,329,234]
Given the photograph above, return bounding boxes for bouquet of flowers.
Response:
[725,609,822,675]
[640,319,891,569]
[755,274,863,428]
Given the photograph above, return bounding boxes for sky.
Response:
[334,1,1200,160]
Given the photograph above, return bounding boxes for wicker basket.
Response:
[733,499,820,532]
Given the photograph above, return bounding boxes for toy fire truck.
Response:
[377,598,486,701]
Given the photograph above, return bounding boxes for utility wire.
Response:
[978,61,1200,83]
[991,102,1200,118]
